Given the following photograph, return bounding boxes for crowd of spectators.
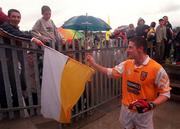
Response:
[110,17,180,64]
[1,6,180,64]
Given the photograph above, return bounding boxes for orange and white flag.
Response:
[41,46,95,123]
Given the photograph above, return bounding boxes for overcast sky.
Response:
[1,0,180,31]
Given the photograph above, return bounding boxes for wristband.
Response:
[149,102,156,109]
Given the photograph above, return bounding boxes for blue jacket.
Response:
[0,22,32,40]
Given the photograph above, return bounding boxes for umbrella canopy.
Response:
[57,27,84,43]
[115,25,129,32]
[62,15,111,31]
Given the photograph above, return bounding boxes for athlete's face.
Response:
[126,41,139,59]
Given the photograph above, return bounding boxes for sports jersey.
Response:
[107,56,171,106]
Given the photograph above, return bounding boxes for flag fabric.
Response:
[105,16,111,41]
[41,46,95,123]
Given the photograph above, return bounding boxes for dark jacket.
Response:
[0,22,32,40]
[135,24,149,38]
[165,22,173,40]
[127,29,136,39]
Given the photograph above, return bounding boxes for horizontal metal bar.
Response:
[0,105,40,112]
[72,96,120,118]
[0,44,43,53]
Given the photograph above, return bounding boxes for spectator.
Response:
[135,18,149,38]
[163,16,173,60]
[110,26,128,45]
[156,19,167,63]
[147,22,156,42]
[0,7,8,25]
[147,22,156,57]
[127,24,136,39]
[32,5,62,49]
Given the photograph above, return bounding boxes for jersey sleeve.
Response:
[107,61,126,79]
[155,67,171,97]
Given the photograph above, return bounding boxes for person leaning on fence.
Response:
[32,5,62,49]
[0,9,43,45]
[0,9,43,107]
[86,36,171,129]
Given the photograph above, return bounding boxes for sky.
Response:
[1,0,180,31]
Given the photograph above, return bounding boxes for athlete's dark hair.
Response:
[129,36,147,53]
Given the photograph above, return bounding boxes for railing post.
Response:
[59,124,62,129]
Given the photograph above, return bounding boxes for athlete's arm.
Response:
[86,54,125,78]
[86,54,108,75]
[152,94,169,106]
[154,67,171,106]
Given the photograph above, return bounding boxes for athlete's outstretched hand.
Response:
[86,54,96,66]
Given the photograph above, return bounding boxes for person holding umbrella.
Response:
[86,36,171,129]
[32,5,63,49]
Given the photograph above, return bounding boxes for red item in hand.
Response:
[128,99,155,113]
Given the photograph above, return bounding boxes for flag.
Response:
[41,46,95,123]
[106,16,111,41]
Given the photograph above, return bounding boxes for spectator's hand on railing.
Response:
[31,37,44,46]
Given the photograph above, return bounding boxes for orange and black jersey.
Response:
[107,56,171,106]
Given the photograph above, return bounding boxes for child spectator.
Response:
[32,5,62,49]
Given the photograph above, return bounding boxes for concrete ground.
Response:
[79,99,180,129]
[0,98,180,129]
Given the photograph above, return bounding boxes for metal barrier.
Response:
[0,29,127,122]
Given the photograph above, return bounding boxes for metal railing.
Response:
[0,29,127,122]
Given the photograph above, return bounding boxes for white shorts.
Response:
[119,104,154,129]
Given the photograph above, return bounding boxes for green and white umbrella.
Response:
[62,15,111,31]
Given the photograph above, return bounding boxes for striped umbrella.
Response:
[57,27,84,43]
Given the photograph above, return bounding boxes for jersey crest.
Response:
[140,71,148,81]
